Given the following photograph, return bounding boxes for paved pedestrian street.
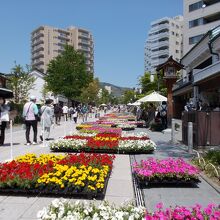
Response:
[0,116,219,219]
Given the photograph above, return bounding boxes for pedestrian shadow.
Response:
[1,143,20,147]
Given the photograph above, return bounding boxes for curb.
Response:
[199,172,220,194]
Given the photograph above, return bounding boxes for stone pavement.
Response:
[0,116,219,219]
[134,126,220,211]
[0,115,134,220]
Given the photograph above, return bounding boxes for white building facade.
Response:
[183,0,220,55]
[144,16,183,75]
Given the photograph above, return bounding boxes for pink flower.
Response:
[156,202,163,209]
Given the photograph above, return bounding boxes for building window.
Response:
[176,33,179,37]
[189,1,203,12]
[189,17,204,28]
[176,41,179,45]
[189,34,204,45]
[176,50,179,53]
[172,31,175,35]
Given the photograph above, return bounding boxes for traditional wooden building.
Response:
[173,25,220,147]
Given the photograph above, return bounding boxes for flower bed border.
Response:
[135,174,201,188]
[51,147,154,154]
[0,171,111,200]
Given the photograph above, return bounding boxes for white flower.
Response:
[51,199,60,208]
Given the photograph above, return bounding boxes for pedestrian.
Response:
[22,96,39,145]
[68,106,74,120]
[72,107,78,123]
[54,104,61,125]
[62,104,68,121]
[81,105,88,122]
[0,98,10,145]
[159,101,167,130]
[40,99,54,141]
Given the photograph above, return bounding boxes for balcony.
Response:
[151,41,169,50]
[193,61,220,83]
[148,32,169,41]
[32,39,44,47]
[32,32,44,40]
[32,52,44,59]
[32,58,44,66]
[151,49,169,58]
[32,45,44,53]
[150,23,169,34]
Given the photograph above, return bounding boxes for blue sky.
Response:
[0,0,182,88]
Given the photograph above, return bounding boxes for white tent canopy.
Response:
[138,91,167,103]
[129,101,141,106]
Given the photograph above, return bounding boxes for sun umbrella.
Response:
[138,91,167,102]
[0,88,13,99]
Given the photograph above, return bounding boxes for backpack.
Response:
[160,106,167,117]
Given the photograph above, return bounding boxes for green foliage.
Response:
[98,88,111,105]
[45,45,92,100]
[7,64,36,104]
[79,78,100,104]
[122,89,136,104]
[139,72,167,96]
[205,150,220,165]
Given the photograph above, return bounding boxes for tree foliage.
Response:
[79,78,100,104]
[139,72,167,96]
[45,45,92,100]
[98,88,111,105]
[122,89,136,104]
[7,64,36,104]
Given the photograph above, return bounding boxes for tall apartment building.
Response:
[144,16,183,75]
[183,0,220,55]
[31,26,94,74]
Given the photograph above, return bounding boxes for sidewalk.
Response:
[0,116,134,220]
[134,127,220,211]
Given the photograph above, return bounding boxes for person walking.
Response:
[159,101,167,130]
[62,104,68,121]
[54,104,62,125]
[22,96,39,145]
[0,98,10,145]
[72,107,78,124]
[40,99,54,141]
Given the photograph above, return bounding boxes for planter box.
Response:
[51,147,154,154]
[135,174,200,188]
[0,173,111,200]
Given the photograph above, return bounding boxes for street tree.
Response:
[45,45,92,100]
[122,89,136,104]
[80,78,100,104]
[99,88,111,105]
[8,64,35,104]
[139,72,167,96]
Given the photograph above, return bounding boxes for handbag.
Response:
[35,114,41,122]
[23,103,32,123]
[35,106,46,122]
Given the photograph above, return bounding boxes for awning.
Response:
[0,88,13,99]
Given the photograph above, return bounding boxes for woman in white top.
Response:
[40,99,54,141]
[0,97,10,145]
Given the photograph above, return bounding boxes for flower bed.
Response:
[37,199,220,220]
[50,133,156,154]
[0,153,114,199]
[133,158,200,186]
[37,199,146,220]
[80,126,122,135]
[145,203,220,219]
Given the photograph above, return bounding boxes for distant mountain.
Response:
[99,82,131,97]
